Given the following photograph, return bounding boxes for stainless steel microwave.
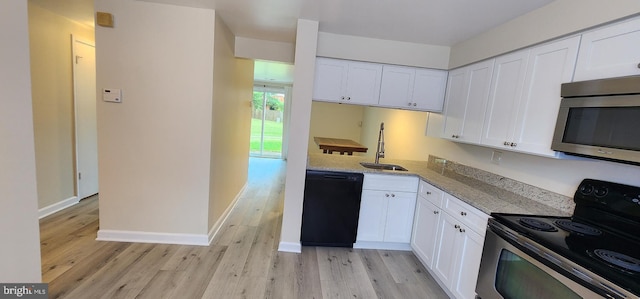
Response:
[551,75,640,165]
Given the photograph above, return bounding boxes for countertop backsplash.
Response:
[427,155,575,214]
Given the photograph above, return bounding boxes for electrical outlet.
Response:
[491,151,503,165]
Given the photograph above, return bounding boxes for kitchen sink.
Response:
[359,162,408,171]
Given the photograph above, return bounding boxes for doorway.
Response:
[250,85,287,158]
[72,36,99,199]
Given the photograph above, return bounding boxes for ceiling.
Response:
[28,0,557,83]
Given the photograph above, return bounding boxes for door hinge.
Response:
[75,55,83,64]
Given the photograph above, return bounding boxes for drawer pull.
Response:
[426,191,432,195]
[454,224,460,229]
[433,210,439,214]
[459,228,465,233]
[460,211,467,216]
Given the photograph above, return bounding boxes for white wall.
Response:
[208,13,254,231]
[95,0,215,237]
[317,32,450,69]
[235,37,295,63]
[0,0,42,282]
[308,101,365,155]
[279,19,319,253]
[450,0,640,68]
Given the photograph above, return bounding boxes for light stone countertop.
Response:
[307,153,571,217]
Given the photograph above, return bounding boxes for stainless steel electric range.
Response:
[476,179,640,299]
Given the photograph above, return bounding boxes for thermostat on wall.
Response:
[103,89,122,103]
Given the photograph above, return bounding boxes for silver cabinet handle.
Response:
[347,97,351,101]
[426,191,432,195]
[407,102,412,106]
[454,224,460,229]
[341,96,345,100]
[433,210,439,214]
[391,193,395,197]
[510,142,517,147]
[385,193,390,197]
[459,228,465,233]
[637,62,640,69]
[460,211,467,216]
[413,103,417,107]
[503,141,509,146]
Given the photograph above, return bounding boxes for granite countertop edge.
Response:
[307,154,571,217]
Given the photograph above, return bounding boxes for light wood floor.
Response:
[40,158,448,299]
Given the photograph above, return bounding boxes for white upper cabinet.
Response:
[313,57,382,105]
[512,36,580,156]
[574,17,640,81]
[482,50,530,149]
[481,36,580,157]
[379,65,447,111]
[442,59,495,144]
[313,57,448,111]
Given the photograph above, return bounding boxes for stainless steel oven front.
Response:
[475,222,632,299]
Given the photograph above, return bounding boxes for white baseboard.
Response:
[39,196,79,219]
[278,241,302,253]
[207,182,248,244]
[353,241,412,251]
[96,229,209,246]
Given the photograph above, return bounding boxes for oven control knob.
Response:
[579,184,594,195]
[594,187,608,197]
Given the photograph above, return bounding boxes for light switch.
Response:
[103,89,122,103]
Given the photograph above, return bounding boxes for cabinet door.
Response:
[443,60,494,144]
[356,190,387,242]
[383,191,417,243]
[450,227,485,299]
[513,36,580,157]
[574,17,640,81]
[413,69,448,112]
[345,61,383,105]
[411,196,441,269]
[460,60,494,144]
[481,50,529,149]
[442,68,467,141]
[313,58,348,102]
[432,212,458,287]
[379,65,415,108]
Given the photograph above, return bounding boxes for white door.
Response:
[73,37,98,199]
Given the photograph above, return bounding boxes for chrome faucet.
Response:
[375,122,385,164]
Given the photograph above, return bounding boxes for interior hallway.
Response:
[39,157,447,298]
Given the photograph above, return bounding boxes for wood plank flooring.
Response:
[40,157,448,299]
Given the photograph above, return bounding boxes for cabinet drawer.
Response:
[443,194,489,236]
[418,180,444,207]
[363,174,418,192]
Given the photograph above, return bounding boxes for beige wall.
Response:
[361,107,431,161]
[317,32,450,69]
[450,0,640,68]
[208,14,254,231]
[95,0,215,236]
[0,0,42,282]
[28,3,95,209]
[308,101,365,155]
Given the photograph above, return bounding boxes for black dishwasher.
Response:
[301,170,364,247]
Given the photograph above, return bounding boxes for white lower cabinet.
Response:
[356,174,418,250]
[411,180,488,299]
[434,212,485,299]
